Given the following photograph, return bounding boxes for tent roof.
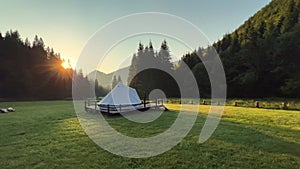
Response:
[98,82,141,105]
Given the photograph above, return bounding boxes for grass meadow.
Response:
[0,101,299,168]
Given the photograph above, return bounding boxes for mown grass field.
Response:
[0,101,299,169]
[168,98,300,110]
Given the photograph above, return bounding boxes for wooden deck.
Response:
[84,99,168,114]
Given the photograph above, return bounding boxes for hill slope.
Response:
[213,0,300,97]
[87,66,129,88]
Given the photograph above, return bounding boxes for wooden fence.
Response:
[166,98,300,110]
[84,98,166,113]
[85,98,300,112]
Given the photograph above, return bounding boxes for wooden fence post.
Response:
[255,101,260,108]
[234,101,238,107]
[281,102,288,110]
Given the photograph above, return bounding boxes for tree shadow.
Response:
[207,119,300,157]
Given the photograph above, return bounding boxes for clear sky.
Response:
[0,0,271,73]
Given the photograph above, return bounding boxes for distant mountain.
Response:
[87,66,130,88]
[108,66,130,85]
[88,59,179,89]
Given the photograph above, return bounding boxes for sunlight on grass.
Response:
[0,101,299,168]
[166,104,300,144]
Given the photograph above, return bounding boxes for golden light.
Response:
[61,61,71,69]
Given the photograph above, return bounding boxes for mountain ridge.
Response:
[87,66,130,88]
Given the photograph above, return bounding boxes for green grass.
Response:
[226,98,300,110]
[0,101,299,168]
[168,98,300,110]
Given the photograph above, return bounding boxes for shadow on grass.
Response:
[1,101,299,168]
[194,117,300,157]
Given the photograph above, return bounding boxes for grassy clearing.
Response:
[226,98,300,110]
[0,101,299,168]
[168,98,300,110]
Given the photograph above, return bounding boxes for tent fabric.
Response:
[98,82,142,106]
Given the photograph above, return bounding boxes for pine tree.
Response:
[157,40,173,69]
[127,53,138,84]
[24,38,31,47]
[33,35,39,47]
[112,75,118,89]
[117,75,122,84]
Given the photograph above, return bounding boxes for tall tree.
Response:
[157,40,173,69]
[112,75,118,89]
[0,30,108,100]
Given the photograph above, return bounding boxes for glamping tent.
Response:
[98,82,143,113]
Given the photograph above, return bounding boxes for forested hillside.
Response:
[214,0,300,97]
[1,0,299,100]
[0,30,107,100]
[178,0,300,98]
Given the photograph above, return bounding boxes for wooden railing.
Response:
[85,98,166,113]
[166,98,300,110]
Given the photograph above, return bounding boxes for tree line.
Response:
[1,0,299,100]
[128,0,300,98]
[127,41,213,98]
[214,0,300,97]
[0,30,108,100]
[128,41,180,98]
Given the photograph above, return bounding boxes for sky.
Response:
[0,0,271,73]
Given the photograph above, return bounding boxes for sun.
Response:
[61,61,71,69]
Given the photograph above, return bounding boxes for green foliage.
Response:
[281,73,300,97]
[128,41,180,98]
[179,50,201,70]
[127,0,300,98]
[192,63,210,97]
[94,79,109,98]
[111,75,122,89]
[0,30,71,99]
[176,46,216,97]
[0,30,108,100]
[211,0,300,98]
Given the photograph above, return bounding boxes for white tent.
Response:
[98,82,143,113]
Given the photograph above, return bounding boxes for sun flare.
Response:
[61,61,71,69]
